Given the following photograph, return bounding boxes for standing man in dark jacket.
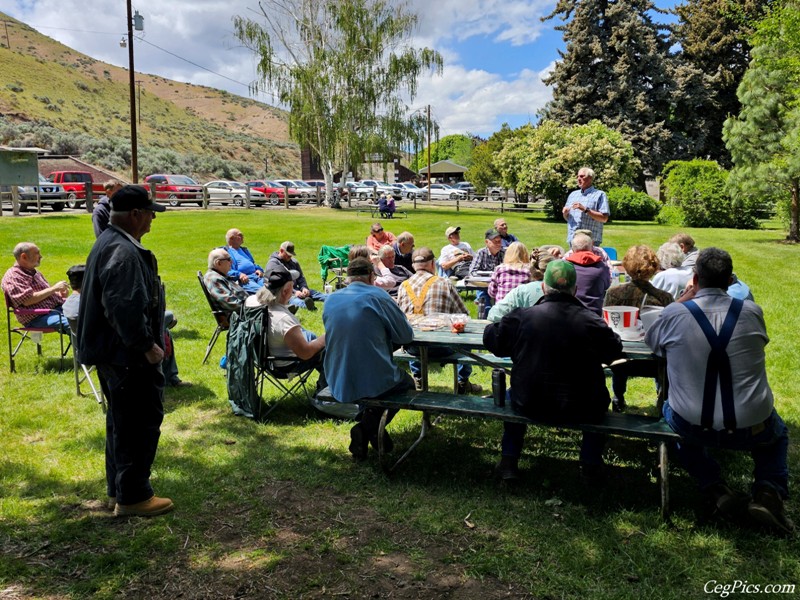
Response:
[78,185,173,517]
[91,179,123,238]
[484,260,623,482]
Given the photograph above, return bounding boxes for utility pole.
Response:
[126,0,138,182]
[426,104,431,203]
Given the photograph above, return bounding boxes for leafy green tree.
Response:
[541,0,675,179]
[723,1,800,241]
[672,0,773,166]
[464,124,516,194]
[411,134,473,172]
[495,120,640,218]
[234,0,442,202]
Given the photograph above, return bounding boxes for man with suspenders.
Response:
[646,248,792,533]
[396,247,482,395]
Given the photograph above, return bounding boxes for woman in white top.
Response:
[651,242,693,300]
[247,268,326,375]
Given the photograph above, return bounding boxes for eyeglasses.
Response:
[219,257,232,262]
[373,228,384,233]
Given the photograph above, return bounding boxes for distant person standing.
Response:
[562,167,610,245]
[92,179,124,238]
[78,185,174,517]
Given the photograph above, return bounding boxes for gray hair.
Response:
[208,248,230,270]
[578,167,595,179]
[397,231,414,244]
[225,228,241,244]
[571,232,593,252]
[656,242,684,269]
[12,242,37,260]
[254,285,281,307]
[104,179,123,191]
[378,244,395,259]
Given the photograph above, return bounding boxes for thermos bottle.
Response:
[492,369,506,407]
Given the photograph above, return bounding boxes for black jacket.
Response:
[266,252,308,291]
[77,225,165,367]
[483,292,623,423]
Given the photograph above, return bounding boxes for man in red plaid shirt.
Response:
[2,242,70,331]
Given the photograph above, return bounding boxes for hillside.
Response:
[0,12,300,180]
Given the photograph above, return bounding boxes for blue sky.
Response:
[0,0,678,138]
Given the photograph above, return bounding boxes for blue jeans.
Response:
[26,307,70,333]
[501,390,606,465]
[405,345,472,383]
[663,402,789,498]
[288,288,329,308]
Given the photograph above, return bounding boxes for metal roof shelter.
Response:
[418,159,468,182]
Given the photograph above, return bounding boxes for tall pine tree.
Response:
[672,0,773,166]
[542,0,675,180]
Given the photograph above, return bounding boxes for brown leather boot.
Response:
[114,496,174,517]
[748,487,795,534]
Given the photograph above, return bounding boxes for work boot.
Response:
[304,297,316,310]
[457,380,483,395]
[704,482,749,519]
[369,430,394,454]
[495,456,520,481]
[348,423,368,462]
[748,487,795,534]
[106,496,117,511]
[114,496,174,517]
[611,396,626,413]
[288,304,299,315]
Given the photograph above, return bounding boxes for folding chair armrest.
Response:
[14,307,53,316]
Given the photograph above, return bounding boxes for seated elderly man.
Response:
[470,228,506,316]
[494,218,518,248]
[371,244,413,295]
[484,260,623,482]
[246,266,327,387]
[396,247,482,394]
[652,242,692,300]
[392,232,415,270]
[266,241,328,311]
[223,228,264,294]
[646,248,792,533]
[438,226,474,280]
[366,222,397,253]
[670,233,699,268]
[564,232,610,315]
[2,242,70,332]
[204,248,248,314]
[323,257,415,461]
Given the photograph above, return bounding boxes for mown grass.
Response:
[1,206,798,598]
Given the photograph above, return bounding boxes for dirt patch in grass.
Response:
[4,479,530,599]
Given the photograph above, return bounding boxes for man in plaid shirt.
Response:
[469,229,506,316]
[396,247,482,394]
[2,242,70,331]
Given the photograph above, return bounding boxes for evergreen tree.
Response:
[672,0,773,166]
[542,0,675,180]
[723,1,800,241]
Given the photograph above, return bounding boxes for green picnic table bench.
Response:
[392,349,512,392]
[358,390,680,519]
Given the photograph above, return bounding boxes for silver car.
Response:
[203,180,266,206]
[426,183,467,200]
[0,174,68,211]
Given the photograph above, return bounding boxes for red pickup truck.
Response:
[46,171,106,209]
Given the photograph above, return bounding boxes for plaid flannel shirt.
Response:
[488,265,531,301]
[469,247,505,274]
[2,264,63,325]
[396,271,467,315]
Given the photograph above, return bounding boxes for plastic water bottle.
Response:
[611,267,619,286]
[477,296,486,319]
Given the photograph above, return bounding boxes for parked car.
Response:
[426,183,467,200]
[357,179,403,200]
[144,174,204,206]
[0,174,68,211]
[46,171,106,209]
[397,182,425,199]
[203,180,266,206]
[244,180,302,205]
[487,183,516,199]
[273,179,315,202]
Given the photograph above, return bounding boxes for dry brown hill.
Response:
[0,12,299,180]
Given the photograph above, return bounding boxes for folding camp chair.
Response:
[317,245,350,290]
[601,246,618,261]
[68,326,106,412]
[197,271,230,364]
[5,291,70,373]
[254,305,318,418]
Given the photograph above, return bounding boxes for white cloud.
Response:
[2,0,560,137]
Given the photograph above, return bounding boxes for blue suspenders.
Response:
[683,299,744,432]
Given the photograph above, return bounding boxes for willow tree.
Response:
[234,0,443,203]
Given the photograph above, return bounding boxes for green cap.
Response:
[544,260,576,291]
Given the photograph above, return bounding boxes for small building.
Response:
[417,159,468,184]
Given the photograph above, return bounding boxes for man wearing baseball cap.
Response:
[483,259,623,484]
[77,185,174,517]
[266,241,329,310]
[439,226,474,280]
[469,229,506,316]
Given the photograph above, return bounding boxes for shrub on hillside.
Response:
[661,159,761,229]
[607,187,661,221]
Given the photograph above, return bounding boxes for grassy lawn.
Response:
[1,205,798,599]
